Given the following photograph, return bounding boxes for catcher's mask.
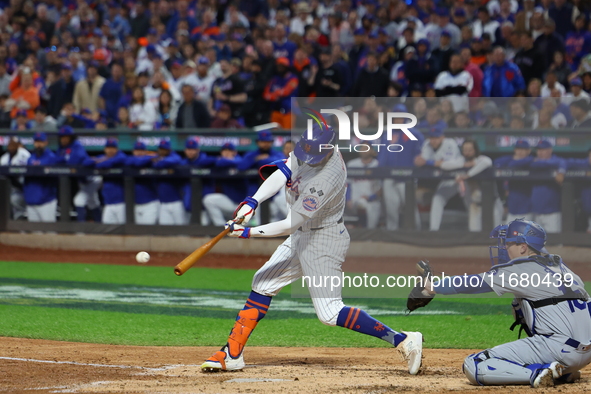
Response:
[489,224,510,266]
[489,219,548,266]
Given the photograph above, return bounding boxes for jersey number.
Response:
[567,299,591,317]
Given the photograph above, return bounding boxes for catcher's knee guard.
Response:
[463,351,537,386]
[463,352,484,385]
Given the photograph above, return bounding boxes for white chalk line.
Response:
[0,356,199,372]
[50,381,117,393]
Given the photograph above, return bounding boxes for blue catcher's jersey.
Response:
[481,254,591,342]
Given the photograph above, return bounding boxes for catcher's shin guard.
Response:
[463,352,563,386]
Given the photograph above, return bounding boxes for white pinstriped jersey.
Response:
[286,150,347,231]
[252,150,350,322]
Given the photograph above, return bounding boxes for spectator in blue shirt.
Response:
[24,133,60,222]
[529,139,566,233]
[11,109,32,130]
[153,139,185,225]
[99,63,124,124]
[125,141,159,225]
[272,23,297,61]
[181,138,216,225]
[83,138,127,225]
[238,130,285,198]
[166,0,198,38]
[483,47,525,97]
[567,148,591,233]
[494,139,534,222]
[203,142,248,226]
[379,106,425,230]
[57,125,103,223]
[106,2,131,41]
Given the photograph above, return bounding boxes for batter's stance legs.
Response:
[201,291,271,372]
[201,295,422,374]
[335,306,423,375]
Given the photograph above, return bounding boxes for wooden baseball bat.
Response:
[174,228,230,276]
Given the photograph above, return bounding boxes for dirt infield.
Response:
[1,337,589,393]
[1,244,591,393]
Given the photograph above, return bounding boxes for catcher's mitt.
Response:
[406,260,435,313]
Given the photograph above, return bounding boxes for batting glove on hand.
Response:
[233,196,258,224]
[225,220,251,239]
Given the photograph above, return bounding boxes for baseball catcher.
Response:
[420,219,591,387]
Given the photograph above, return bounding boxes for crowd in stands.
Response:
[0,0,590,130]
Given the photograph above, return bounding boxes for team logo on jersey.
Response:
[302,195,318,211]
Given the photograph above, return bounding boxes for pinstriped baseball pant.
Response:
[252,221,349,326]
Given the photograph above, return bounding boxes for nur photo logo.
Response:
[303,107,419,153]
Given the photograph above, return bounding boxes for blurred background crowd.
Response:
[0,0,591,129]
[0,0,590,233]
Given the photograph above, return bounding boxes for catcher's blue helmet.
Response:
[294,123,336,165]
[489,219,548,266]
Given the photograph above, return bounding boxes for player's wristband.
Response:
[367,194,378,202]
[426,160,435,166]
[244,196,259,209]
[239,227,251,239]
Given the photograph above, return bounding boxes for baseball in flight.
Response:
[135,251,150,264]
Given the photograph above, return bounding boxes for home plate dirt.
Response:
[1,337,590,393]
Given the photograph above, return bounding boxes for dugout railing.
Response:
[0,166,590,248]
[1,128,590,247]
[1,127,591,153]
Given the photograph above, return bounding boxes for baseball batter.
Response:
[201,124,423,374]
[424,219,591,387]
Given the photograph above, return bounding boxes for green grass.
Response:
[0,261,254,290]
[0,304,514,348]
[0,260,570,349]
